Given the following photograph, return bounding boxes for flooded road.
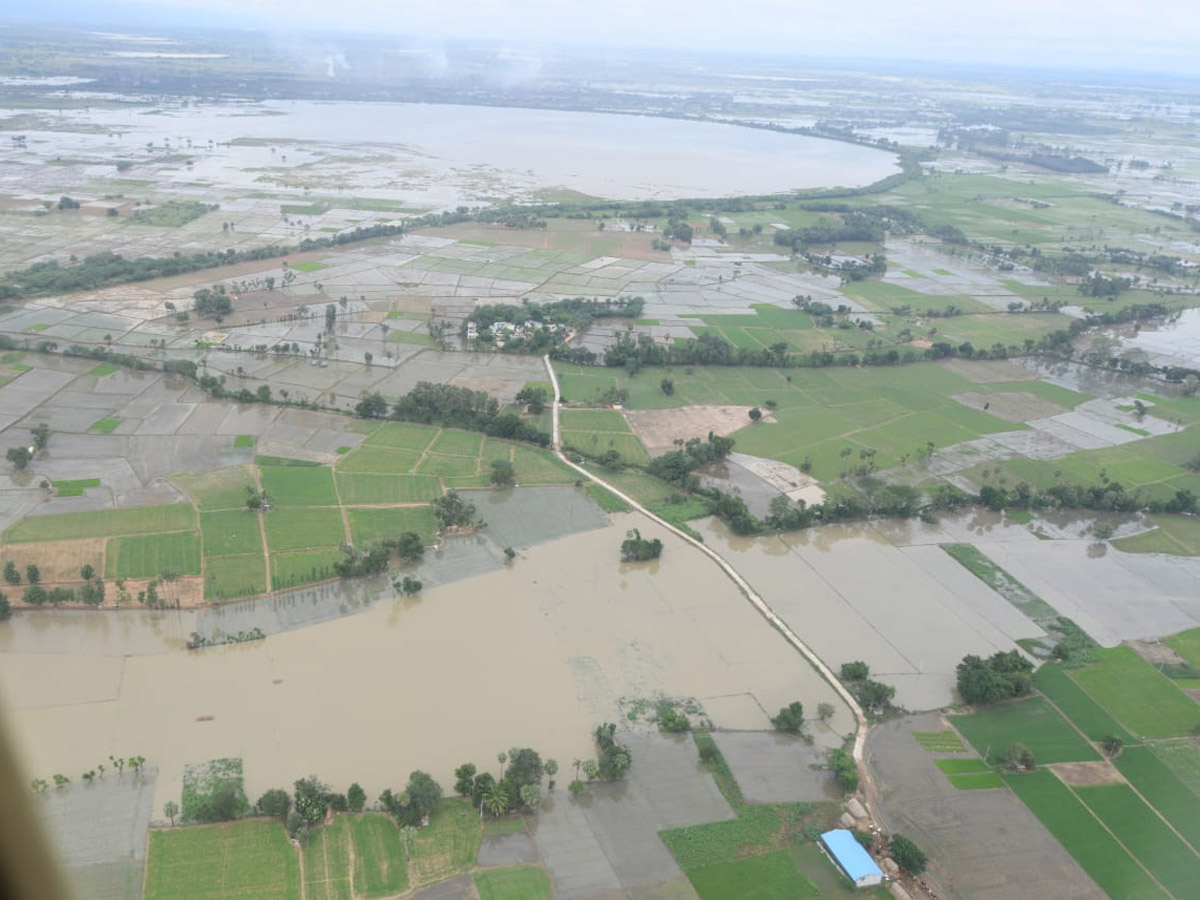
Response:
[0,513,850,813]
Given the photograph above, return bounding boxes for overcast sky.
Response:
[29,0,1200,74]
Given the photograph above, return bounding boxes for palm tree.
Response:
[572,758,582,780]
[483,783,508,818]
[497,752,507,780]
[543,759,558,790]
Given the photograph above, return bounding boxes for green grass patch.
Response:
[172,467,257,512]
[363,422,440,451]
[585,483,630,512]
[687,850,817,900]
[4,504,195,543]
[89,363,118,376]
[233,435,255,448]
[204,554,266,601]
[1113,745,1200,851]
[255,455,321,467]
[201,510,264,558]
[561,409,633,432]
[935,758,990,774]
[948,772,1006,789]
[130,200,215,227]
[386,330,437,346]
[1152,741,1200,796]
[1075,783,1200,898]
[259,464,338,507]
[106,531,201,579]
[302,816,351,900]
[661,805,784,871]
[409,798,482,886]
[281,202,330,216]
[1034,664,1131,742]
[482,817,525,836]
[349,814,408,899]
[511,446,577,484]
[336,446,352,454]
[335,473,442,505]
[790,842,889,900]
[1115,515,1200,557]
[1004,770,1168,900]
[952,697,1100,764]
[270,548,342,589]
[416,453,479,478]
[27,323,50,332]
[1070,646,1200,739]
[288,260,327,272]
[145,819,300,900]
[347,506,436,546]
[913,730,966,751]
[474,866,551,900]
[52,477,100,497]
[1115,423,1152,437]
[264,507,345,551]
[1166,627,1200,670]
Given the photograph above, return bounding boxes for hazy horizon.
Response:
[5,0,1200,78]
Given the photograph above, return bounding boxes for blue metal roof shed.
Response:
[819,829,885,888]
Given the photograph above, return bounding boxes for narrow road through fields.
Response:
[541,356,876,800]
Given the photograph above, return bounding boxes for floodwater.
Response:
[1119,307,1200,369]
[0,514,850,814]
[9,99,900,202]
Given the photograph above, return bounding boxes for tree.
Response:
[347,783,366,812]
[257,789,291,819]
[6,447,31,470]
[355,392,388,419]
[483,782,508,817]
[294,775,331,825]
[851,679,896,712]
[543,759,558,789]
[771,701,805,735]
[1000,743,1036,771]
[31,423,50,451]
[515,386,547,415]
[395,531,425,563]
[395,575,423,596]
[620,528,663,562]
[25,564,39,585]
[470,772,496,808]
[3,561,19,585]
[817,702,836,723]
[490,459,515,486]
[454,763,477,797]
[748,406,763,422]
[956,651,1034,705]
[497,752,507,780]
[402,771,442,825]
[660,377,675,396]
[364,351,373,366]
[841,661,870,681]
[163,801,179,826]
[23,585,47,606]
[80,564,95,581]
[505,748,544,796]
[0,591,9,622]
[1101,735,1124,758]
[829,748,858,792]
[889,835,927,875]
[519,784,542,809]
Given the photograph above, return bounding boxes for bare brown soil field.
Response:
[624,405,767,454]
[1048,762,1125,787]
[9,574,204,609]
[0,538,106,585]
[954,390,1065,422]
[418,220,673,261]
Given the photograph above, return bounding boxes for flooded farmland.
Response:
[0,513,851,814]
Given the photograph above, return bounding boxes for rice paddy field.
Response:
[144,820,301,900]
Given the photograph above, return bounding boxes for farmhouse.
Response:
[819,829,884,889]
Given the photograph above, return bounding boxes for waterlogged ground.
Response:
[0,513,851,815]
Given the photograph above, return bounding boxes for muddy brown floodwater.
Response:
[0,513,850,813]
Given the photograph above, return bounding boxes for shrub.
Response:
[829,748,858,793]
[890,835,927,874]
[257,788,291,819]
[771,701,805,734]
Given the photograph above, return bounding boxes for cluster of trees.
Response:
[467,296,645,334]
[1078,271,1133,298]
[828,747,858,793]
[645,433,735,490]
[357,382,550,448]
[192,285,233,320]
[889,835,928,875]
[30,755,146,794]
[956,651,1035,705]
[455,748,553,816]
[770,701,806,735]
[433,490,478,531]
[619,528,663,562]
[2,562,107,607]
[840,661,897,715]
[5,423,50,471]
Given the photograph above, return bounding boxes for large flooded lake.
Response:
[9,99,900,203]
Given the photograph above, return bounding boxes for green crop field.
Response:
[3,503,195,543]
[913,730,966,752]
[952,697,1099,764]
[233,435,255,448]
[416,453,479,478]
[1070,646,1200,738]
[270,548,343,589]
[428,429,483,457]
[1114,515,1200,556]
[347,506,436,545]
[349,815,408,899]
[948,773,1006,789]
[563,431,650,465]
[1034,664,1131,741]
[303,816,352,900]
[52,477,100,497]
[259,464,338,507]
[204,554,266,601]
[335,473,442,505]
[144,820,300,900]
[1075,783,1200,899]
[474,866,552,900]
[89,416,121,434]
[1153,741,1200,796]
[686,850,817,900]
[362,423,439,451]
[263,507,345,551]
[561,409,634,432]
[935,758,990,774]
[175,467,257,511]
[1114,745,1200,850]
[510,447,577,484]
[1166,627,1200,670]
[661,804,785,871]
[409,798,481,886]
[337,446,421,475]
[106,531,202,579]
[1004,771,1167,900]
[790,843,890,900]
[89,363,117,376]
[201,510,264,558]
